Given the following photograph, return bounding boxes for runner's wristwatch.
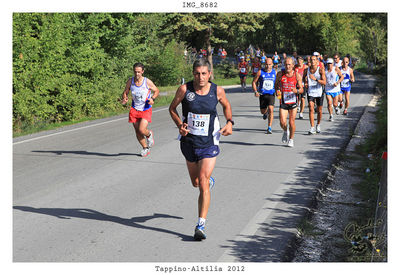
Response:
[227,119,235,125]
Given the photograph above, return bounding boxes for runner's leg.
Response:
[133,120,148,148]
[288,108,297,139]
[317,105,323,125]
[279,108,288,131]
[326,94,333,115]
[268,105,274,127]
[345,91,350,109]
[333,94,339,108]
[308,101,315,127]
[186,157,216,219]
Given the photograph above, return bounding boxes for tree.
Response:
[163,13,267,78]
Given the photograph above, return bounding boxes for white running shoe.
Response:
[316,124,321,133]
[309,127,316,135]
[282,129,289,143]
[299,112,304,119]
[287,139,294,147]
[146,130,154,147]
[140,147,150,157]
[329,114,334,121]
[335,107,339,115]
[209,176,215,190]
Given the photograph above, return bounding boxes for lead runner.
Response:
[169,59,233,241]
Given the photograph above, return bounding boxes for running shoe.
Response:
[140,147,150,157]
[209,176,215,190]
[146,130,154,148]
[335,107,340,115]
[262,113,268,120]
[267,126,272,134]
[299,112,304,119]
[308,127,316,135]
[194,225,206,241]
[329,114,334,121]
[339,102,343,109]
[287,139,294,147]
[282,129,289,143]
[343,109,348,115]
[316,124,321,133]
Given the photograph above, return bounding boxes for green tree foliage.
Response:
[12,13,190,132]
[357,13,387,66]
[13,12,387,133]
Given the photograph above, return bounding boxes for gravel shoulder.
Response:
[290,88,384,262]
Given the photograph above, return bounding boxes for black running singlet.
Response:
[180,81,220,148]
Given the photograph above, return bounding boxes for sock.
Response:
[197,217,206,227]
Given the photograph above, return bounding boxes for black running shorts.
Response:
[307,95,324,107]
[280,103,298,110]
[259,94,275,109]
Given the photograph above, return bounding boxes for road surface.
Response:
[13,72,376,262]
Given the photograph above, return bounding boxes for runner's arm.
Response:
[335,67,344,86]
[146,78,160,105]
[275,71,282,95]
[319,67,327,86]
[252,70,261,96]
[303,70,309,89]
[296,72,303,94]
[217,86,233,136]
[350,68,355,83]
[121,78,131,104]
[169,85,190,136]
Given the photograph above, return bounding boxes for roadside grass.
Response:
[345,72,387,262]
[297,217,325,238]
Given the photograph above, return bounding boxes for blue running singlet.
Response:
[258,69,276,95]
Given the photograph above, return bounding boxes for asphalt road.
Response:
[13,72,376,262]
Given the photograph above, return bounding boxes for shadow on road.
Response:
[31,150,141,157]
[219,72,376,262]
[13,206,195,242]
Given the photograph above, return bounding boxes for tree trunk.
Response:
[205,26,214,80]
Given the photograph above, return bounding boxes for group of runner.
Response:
[121,60,233,241]
[120,50,355,241]
[250,51,355,147]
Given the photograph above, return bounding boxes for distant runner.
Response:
[121,62,159,157]
[238,56,249,92]
[275,57,303,147]
[304,55,326,134]
[295,56,308,119]
[252,57,276,134]
[325,58,344,121]
[340,56,355,115]
[273,51,280,70]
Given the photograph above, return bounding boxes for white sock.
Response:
[198,217,206,227]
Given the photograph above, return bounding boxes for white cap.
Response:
[327,58,334,64]
[313,52,320,56]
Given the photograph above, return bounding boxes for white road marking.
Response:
[13,107,169,145]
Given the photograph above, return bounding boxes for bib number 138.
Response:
[188,112,210,136]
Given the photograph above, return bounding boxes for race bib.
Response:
[253,68,259,73]
[309,78,318,87]
[342,79,350,88]
[187,112,210,136]
[240,68,246,73]
[283,92,296,104]
[263,80,274,91]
